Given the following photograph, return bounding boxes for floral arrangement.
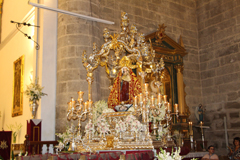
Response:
[128,107,135,112]
[7,122,23,143]
[102,108,115,114]
[85,121,95,134]
[115,120,126,133]
[96,116,110,134]
[92,100,108,123]
[130,120,142,132]
[125,115,142,132]
[157,147,198,160]
[148,99,166,123]
[157,125,169,139]
[125,114,136,124]
[172,130,183,140]
[24,79,47,101]
[55,125,74,151]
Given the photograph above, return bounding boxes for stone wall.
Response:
[196,0,240,155]
[56,0,102,132]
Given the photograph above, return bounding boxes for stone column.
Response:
[175,64,185,116]
[56,0,100,132]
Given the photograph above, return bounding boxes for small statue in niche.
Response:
[195,104,205,123]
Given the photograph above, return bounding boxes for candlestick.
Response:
[71,97,75,109]
[84,102,88,112]
[139,93,143,102]
[151,95,155,105]
[134,96,137,106]
[78,91,84,100]
[174,103,179,113]
[88,101,93,111]
[167,103,171,112]
[144,83,149,92]
[189,121,193,133]
[163,95,167,103]
[157,93,162,104]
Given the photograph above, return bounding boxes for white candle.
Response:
[84,102,88,111]
[134,96,137,106]
[167,103,171,112]
[174,104,179,113]
[163,95,167,103]
[139,93,143,102]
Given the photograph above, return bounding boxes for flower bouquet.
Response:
[96,116,110,135]
[24,79,47,101]
[157,147,198,160]
[130,120,142,132]
[55,125,74,151]
[115,120,126,133]
[24,79,47,118]
[7,122,22,143]
[92,100,108,124]
[85,121,95,134]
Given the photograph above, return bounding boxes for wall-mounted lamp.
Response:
[30,71,33,82]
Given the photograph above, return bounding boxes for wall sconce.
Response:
[30,71,33,82]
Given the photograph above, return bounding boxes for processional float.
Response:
[58,12,180,152]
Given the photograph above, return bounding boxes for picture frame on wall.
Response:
[12,55,24,117]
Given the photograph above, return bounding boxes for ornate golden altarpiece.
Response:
[145,24,190,122]
[59,12,187,153]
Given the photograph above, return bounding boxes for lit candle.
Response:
[167,103,171,112]
[200,121,203,127]
[88,101,93,111]
[174,104,179,113]
[144,83,149,92]
[78,91,84,99]
[163,95,168,103]
[157,93,162,104]
[71,97,75,109]
[134,96,137,106]
[139,93,143,102]
[84,102,88,112]
[151,95,155,105]
[189,121,193,131]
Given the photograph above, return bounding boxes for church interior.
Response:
[0,0,240,159]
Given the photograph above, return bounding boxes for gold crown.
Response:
[119,56,131,68]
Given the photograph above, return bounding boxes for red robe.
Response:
[108,67,142,109]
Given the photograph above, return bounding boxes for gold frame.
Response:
[12,55,24,117]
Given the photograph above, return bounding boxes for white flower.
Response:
[128,107,135,112]
[157,147,192,160]
[24,78,47,101]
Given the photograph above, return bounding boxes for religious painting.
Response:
[12,55,24,117]
[0,0,3,43]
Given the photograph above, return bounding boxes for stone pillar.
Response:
[56,0,100,132]
[175,65,185,116]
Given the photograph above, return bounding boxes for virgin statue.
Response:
[108,63,142,111]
